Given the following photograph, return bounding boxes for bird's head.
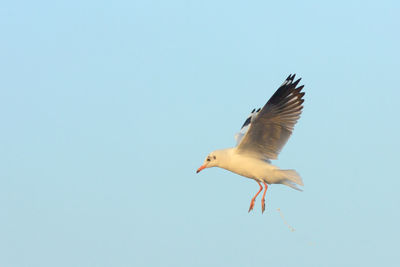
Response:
[196,151,220,173]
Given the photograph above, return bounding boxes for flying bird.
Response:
[196,74,305,213]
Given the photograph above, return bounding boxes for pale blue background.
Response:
[1,1,399,266]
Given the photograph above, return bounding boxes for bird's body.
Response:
[206,148,276,181]
[203,148,302,189]
[197,74,305,213]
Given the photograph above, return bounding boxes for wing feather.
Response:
[236,74,305,159]
[234,108,260,145]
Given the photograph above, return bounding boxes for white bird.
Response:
[196,74,305,213]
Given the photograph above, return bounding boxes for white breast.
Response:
[217,148,279,182]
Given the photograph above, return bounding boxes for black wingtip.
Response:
[297,85,305,91]
[251,108,255,113]
[292,78,302,87]
[287,73,296,81]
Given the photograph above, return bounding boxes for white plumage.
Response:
[197,74,305,213]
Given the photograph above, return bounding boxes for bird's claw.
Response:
[248,200,255,212]
[261,199,266,213]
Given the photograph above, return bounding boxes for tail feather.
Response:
[276,169,304,191]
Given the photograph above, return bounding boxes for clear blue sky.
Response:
[1,0,400,266]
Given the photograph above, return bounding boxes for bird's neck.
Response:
[215,148,236,170]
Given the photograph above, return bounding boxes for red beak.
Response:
[196,165,206,173]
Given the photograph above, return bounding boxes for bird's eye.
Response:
[213,156,216,160]
[207,158,210,162]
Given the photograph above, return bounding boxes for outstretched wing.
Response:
[236,74,305,160]
[234,108,260,145]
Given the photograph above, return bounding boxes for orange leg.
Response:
[261,182,268,213]
[248,181,263,212]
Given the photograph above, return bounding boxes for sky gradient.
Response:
[1,1,400,266]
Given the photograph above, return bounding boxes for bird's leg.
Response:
[248,181,263,212]
[261,182,268,213]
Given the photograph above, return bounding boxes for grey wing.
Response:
[234,108,260,145]
[236,74,305,160]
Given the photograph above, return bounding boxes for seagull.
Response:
[196,74,305,213]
